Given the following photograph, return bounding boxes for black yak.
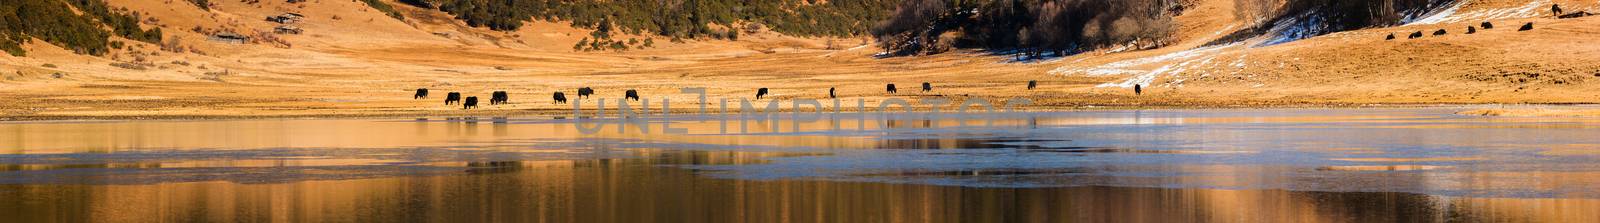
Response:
[1408,31,1423,39]
[921,82,932,92]
[445,92,462,105]
[1433,29,1447,36]
[1028,80,1037,90]
[887,84,897,93]
[553,92,567,104]
[490,91,508,105]
[414,88,428,99]
[1134,85,1142,95]
[624,89,639,101]
[756,88,769,99]
[829,87,836,99]
[1481,21,1494,29]
[577,87,594,99]
[1385,33,1395,40]
[1519,22,1534,31]
[463,96,478,109]
[1466,26,1476,34]
[1553,4,1563,16]
[1558,11,1595,19]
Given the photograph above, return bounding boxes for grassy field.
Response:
[1,0,1599,120]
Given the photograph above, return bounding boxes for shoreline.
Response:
[4,103,1593,122]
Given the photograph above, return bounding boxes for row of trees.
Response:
[871,0,1451,56]
[1207,0,1452,46]
[574,37,655,52]
[1,0,114,56]
[66,0,164,44]
[1,0,167,57]
[0,0,166,57]
[872,0,1185,57]
[398,0,897,40]
[360,0,406,20]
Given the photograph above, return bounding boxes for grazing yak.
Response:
[490,91,508,105]
[1558,11,1595,19]
[577,87,594,99]
[829,87,836,99]
[1028,80,1037,90]
[463,96,479,109]
[1481,21,1494,29]
[1134,84,1142,95]
[887,84,897,93]
[921,82,932,92]
[1432,29,1447,36]
[553,92,567,104]
[756,88,769,99]
[445,92,462,105]
[624,89,640,101]
[414,88,428,99]
[1385,33,1395,40]
[1466,26,1476,34]
[1519,22,1534,31]
[1408,31,1423,39]
[1553,4,1563,15]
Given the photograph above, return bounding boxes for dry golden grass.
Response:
[1458,108,1600,117]
[2,0,1600,120]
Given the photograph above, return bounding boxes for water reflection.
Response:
[1,108,1600,222]
[2,150,1596,222]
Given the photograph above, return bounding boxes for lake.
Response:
[2,107,1598,222]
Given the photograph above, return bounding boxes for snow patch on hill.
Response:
[1408,0,1549,25]
[1049,44,1239,88]
[1407,1,1468,24]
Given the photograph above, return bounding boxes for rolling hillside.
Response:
[0,0,1598,120]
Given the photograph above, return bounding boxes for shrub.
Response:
[187,0,209,10]
[360,0,406,20]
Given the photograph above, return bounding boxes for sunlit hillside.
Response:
[2,0,1598,120]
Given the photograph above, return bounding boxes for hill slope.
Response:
[1,0,1598,120]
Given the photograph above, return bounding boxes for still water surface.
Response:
[2,108,1599,222]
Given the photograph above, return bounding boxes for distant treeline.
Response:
[397,0,898,39]
[0,0,164,56]
[361,0,406,20]
[873,0,1187,57]
[1207,0,1455,46]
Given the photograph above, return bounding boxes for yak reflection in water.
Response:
[3,150,1597,222]
[3,108,1600,222]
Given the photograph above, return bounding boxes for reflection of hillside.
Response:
[2,153,1595,222]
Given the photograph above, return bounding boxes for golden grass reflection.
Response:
[2,151,1596,223]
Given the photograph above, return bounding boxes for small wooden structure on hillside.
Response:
[266,13,304,23]
[274,25,303,35]
[208,32,249,44]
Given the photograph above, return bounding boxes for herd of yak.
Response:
[413,80,1144,109]
[405,5,1596,110]
[406,6,1593,110]
[1388,4,1590,41]
[403,5,1600,109]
